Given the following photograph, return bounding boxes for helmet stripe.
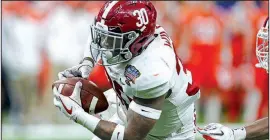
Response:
[101,1,118,24]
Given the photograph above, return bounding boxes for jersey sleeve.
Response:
[132,60,173,99]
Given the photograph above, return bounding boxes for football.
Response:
[52,77,109,114]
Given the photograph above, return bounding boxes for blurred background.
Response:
[1,1,268,140]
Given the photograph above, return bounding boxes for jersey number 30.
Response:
[133,8,149,28]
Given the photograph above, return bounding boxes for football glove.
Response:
[58,57,94,80]
[197,123,235,140]
[198,123,246,140]
[53,81,84,121]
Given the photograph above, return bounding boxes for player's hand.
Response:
[58,58,94,80]
[197,123,234,140]
[53,81,84,121]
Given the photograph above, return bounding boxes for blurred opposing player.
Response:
[53,1,200,140]
[197,17,269,140]
[179,1,225,123]
[251,1,268,119]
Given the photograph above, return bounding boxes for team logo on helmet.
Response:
[124,65,141,86]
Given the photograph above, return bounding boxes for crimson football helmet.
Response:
[89,1,157,65]
[256,17,269,72]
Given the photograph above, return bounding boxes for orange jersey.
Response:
[183,5,224,66]
[183,4,224,45]
[182,5,224,88]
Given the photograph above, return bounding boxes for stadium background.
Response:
[1,1,268,140]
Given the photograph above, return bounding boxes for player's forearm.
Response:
[94,120,149,140]
[77,94,165,140]
[245,117,269,140]
[76,111,138,140]
[93,120,118,140]
[75,111,116,140]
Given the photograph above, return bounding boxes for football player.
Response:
[53,1,200,140]
[197,17,269,140]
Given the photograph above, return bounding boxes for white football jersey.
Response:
[104,25,200,137]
